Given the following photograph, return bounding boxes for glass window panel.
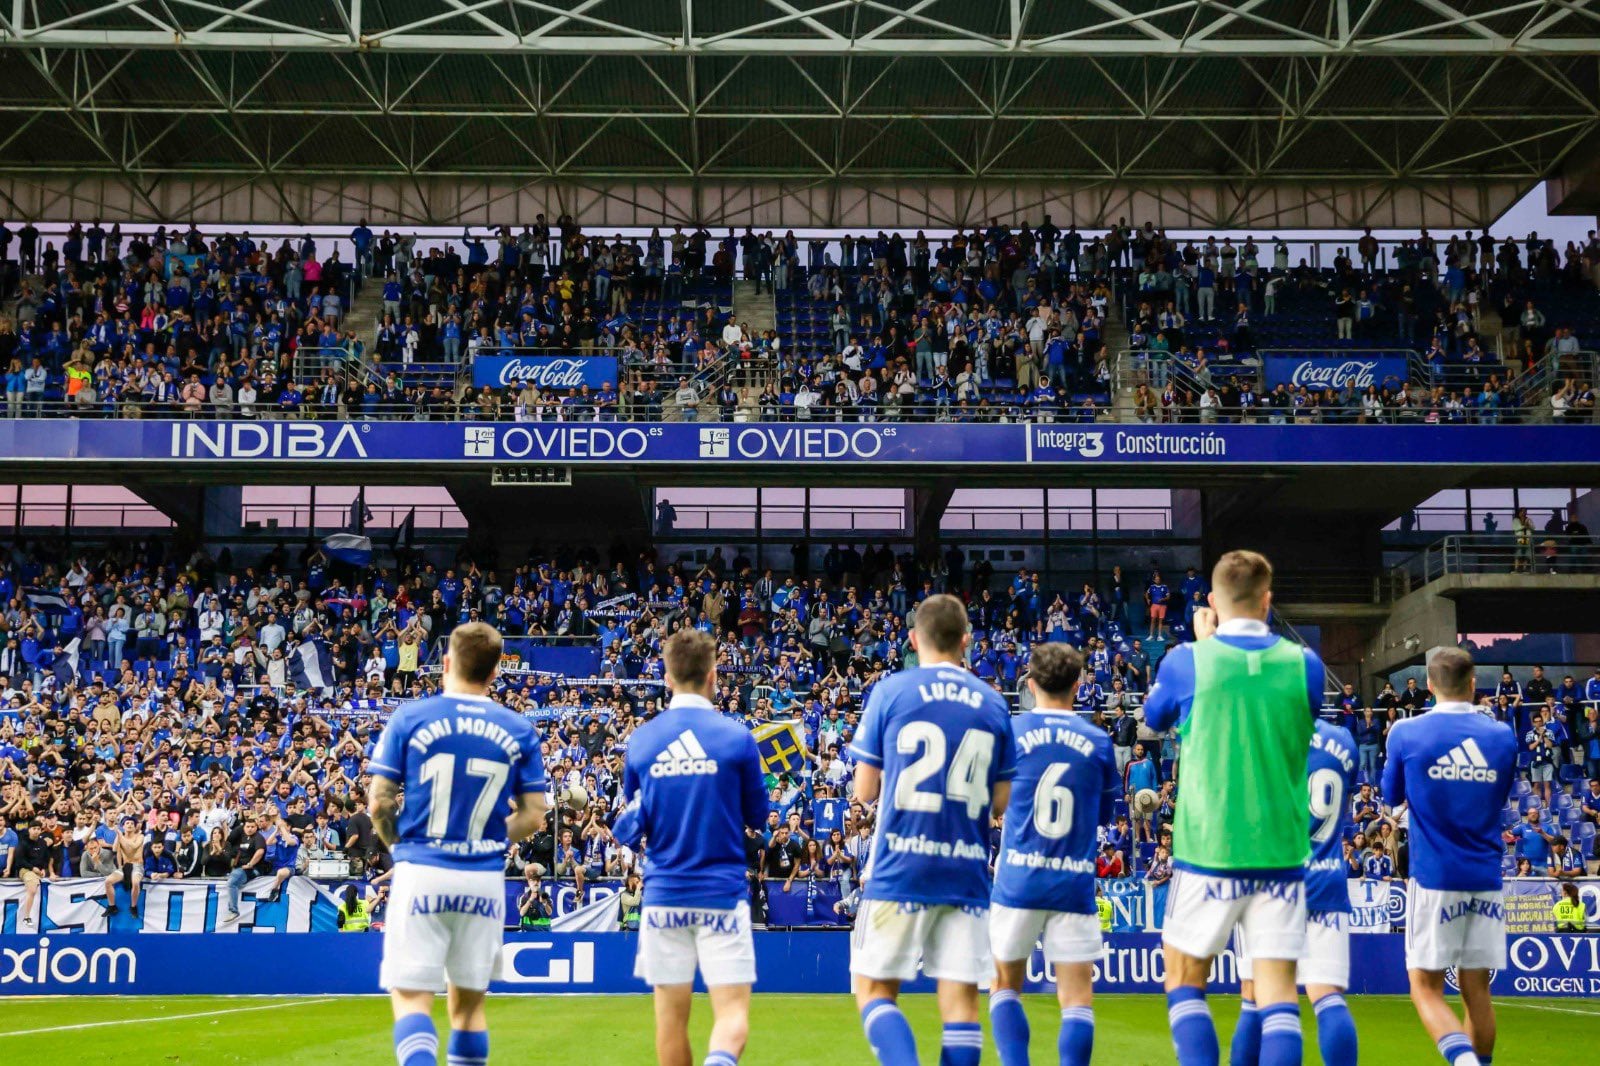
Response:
[943,489,1043,532]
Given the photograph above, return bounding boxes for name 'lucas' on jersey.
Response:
[849,665,1017,909]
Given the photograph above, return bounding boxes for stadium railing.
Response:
[1393,533,1600,585]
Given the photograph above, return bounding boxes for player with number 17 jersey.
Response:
[369,691,546,992]
[849,663,1016,979]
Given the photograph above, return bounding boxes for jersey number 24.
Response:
[893,723,995,820]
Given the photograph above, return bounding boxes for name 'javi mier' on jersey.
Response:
[991,706,1119,915]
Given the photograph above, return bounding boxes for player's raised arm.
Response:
[1141,644,1193,732]
[849,680,887,803]
[1380,725,1406,806]
[366,707,408,847]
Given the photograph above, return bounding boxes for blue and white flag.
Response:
[323,532,373,566]
[550,885,623,933]
[25,589,71,614]
[349,489,373,533]
[288,637,335,691]
[52,636,80,685]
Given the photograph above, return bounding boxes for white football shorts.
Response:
[989,904,1104,965]
[634,902,756,987]
[1162,869,1306,962]
[850,899,991,984]
[1235,909,1349,988]
[380,862,507,993]
[1404,882,1506,972]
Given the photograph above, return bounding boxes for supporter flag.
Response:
[752,720,808,774]
[288,637,335,692]
[25,589,71,614]
[348,489,373,533]
[551,889,623,933]
[323,532,373,567]
[392,507,416,552]
[52,636,80,685]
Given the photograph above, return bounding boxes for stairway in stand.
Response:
[731,279,777,337]
[728,279,778,417]
[1100,298,1139,422]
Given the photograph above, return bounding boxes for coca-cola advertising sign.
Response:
[472,355,618,390]
[1263,353,1408,392]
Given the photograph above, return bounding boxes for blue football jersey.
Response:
[1381,703,1516,891]
[991,709,1117,914]
[368,692,546,871]
[849,664,1017,907]
[1306,721,1357,914]
[614,695,769,908]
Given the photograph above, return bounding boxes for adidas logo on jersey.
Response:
[1427,737,1498,782]
[650,731,719,777]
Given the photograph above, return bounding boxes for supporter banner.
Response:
[472,355,618,390]
[500,639,601,678]
[1260,354,1409,392]
[6,419,1600,466]
[0,876,340,934]
[1347,877,1407,933]
[1503,879,1600,933]
[1103,878,1148,933]
[2,931,1596,997]
[766,878,846,927]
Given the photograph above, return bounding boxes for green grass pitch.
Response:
[1,992,1594,1063]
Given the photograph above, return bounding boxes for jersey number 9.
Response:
[1309,767,1344,844]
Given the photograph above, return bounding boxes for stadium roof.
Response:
[2,1,1598,227]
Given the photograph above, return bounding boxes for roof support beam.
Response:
[5,28,1600,54]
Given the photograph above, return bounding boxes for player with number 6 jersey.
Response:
[849,594,1016,1066]
[987,642,1118,1066]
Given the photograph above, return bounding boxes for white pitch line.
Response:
[0,998,331,1037]
[1499,1001,1600,1017]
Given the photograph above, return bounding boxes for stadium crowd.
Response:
[0,218,1596,425]
[0,534,1595,930]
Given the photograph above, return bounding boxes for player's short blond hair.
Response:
[1210,550,1273,606]
[665,629,716,688]
[1426,646,1475,700]
[448,622,503,685]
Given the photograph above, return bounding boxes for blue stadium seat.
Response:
[1512,778,1532,798]
[1518,794,1544,814]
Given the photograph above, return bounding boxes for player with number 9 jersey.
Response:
[1235,721,1361,1066]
